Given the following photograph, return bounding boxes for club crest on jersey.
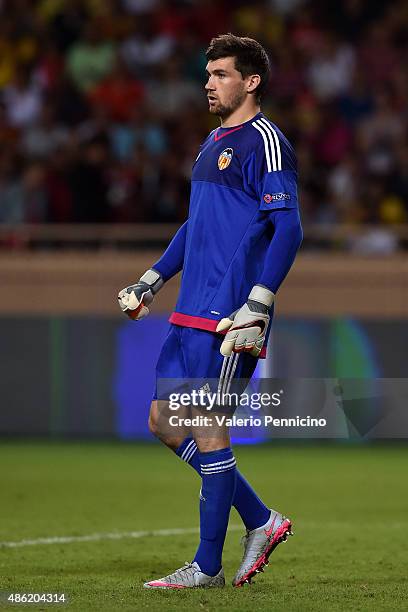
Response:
[218,148,233,170]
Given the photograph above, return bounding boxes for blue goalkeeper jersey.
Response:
[169,111,299,338]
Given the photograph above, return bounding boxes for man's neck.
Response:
[220,104,261,128]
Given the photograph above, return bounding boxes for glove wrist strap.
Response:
[248,284,275,308]
[140,268,164,294]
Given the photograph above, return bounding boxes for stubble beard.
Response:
[210,87,247,120]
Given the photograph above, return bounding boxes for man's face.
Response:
[205,57,248,119]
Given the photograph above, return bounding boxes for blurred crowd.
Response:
[0,0,407,243]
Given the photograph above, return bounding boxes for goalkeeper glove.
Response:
[216,285,274,357]
[118,268,163,320]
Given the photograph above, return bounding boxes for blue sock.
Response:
[192,448,236,576]
[176,437,270,531]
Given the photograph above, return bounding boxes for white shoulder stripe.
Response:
[259,118,282,170]
[252,121,272,172]
[255,119,277,171]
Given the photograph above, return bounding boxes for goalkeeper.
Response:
[118,34,302,590]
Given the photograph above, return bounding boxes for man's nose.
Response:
[205,76,214,90]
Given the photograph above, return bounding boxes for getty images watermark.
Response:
[167,387,327,429]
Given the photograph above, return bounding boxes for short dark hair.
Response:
[206,33,270,103]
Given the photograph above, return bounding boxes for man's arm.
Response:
[151,220,188,282]
[118,221,188,319]
[216,125,303,356]
[257,208,303,293]
[216,209,302,356]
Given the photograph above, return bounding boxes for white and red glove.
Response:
[118,269,163,320]
[216,285,274,357]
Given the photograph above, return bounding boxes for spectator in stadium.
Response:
[3,66,42,128]
[88,55,145,123]
[21,102,69,159]
[66,22,115,93]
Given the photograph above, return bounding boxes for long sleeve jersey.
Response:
[154,111,303,334]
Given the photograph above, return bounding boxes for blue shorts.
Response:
[153,324,258,402]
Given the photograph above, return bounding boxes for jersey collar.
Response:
[214,112,264,141]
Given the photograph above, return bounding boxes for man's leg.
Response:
[148,399,292,590]
[148,403,237,578]
[190,427,235,577]
[146,328,291,589]
[149,401,253,573]
[150,399,271,532]
[188,407,290,583]
[145,402,227,589]
[148,400,187,450]
[176,435,270,530]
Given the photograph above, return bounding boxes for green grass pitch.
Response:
[1,442,407,611]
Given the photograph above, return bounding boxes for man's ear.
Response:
[246,74,261,94]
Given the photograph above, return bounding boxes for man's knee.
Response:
[148,401,160,437]
[148,400,179,446]
[148,400,192,451]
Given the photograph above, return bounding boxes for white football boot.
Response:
[144,561,225,589]
[232,510,293,587]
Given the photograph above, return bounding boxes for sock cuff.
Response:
[200,447,236,474]
[175,437,198,464]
